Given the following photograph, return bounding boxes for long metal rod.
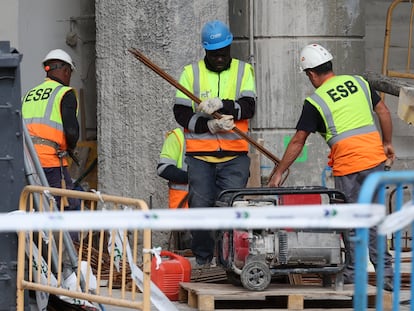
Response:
[128,47,288,183]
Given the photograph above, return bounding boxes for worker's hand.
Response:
[267,170,283,187]
[68,149,80,166]
[383,143,396,170]
[197,97,223,114]
[207,115,234,134]
[383,143,396,162]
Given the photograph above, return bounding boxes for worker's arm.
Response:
[267,130,310,187]
[61,90,79,151]
[374,100,395,161]
[157,129,188,184]
[157,163,188,184]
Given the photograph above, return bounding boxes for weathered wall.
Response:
[0,1,18,48]
[17,0,96,140]
[96,0,414,210]
[365,0,414,168]
[95,1,228,211]
[231,0,365,187]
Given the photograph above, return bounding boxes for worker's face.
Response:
[205,45,231,72]
[61,63,73,86]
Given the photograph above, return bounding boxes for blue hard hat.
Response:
[201,20,233,51]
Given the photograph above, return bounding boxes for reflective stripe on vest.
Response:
[22,80,75,167]
[169,183,188,191]
[307,75,376,147]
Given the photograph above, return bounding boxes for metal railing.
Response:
[16,185,152,311]
[354,170,414,310]
[382,0,414,80]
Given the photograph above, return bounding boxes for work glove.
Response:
[207,115,234,134]
[197,97,223,114]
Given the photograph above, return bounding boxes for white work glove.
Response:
[207,115,234,134]
[197,97,223,114]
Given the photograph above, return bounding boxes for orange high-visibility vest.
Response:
[175,59,256,154]
[158,128,188,208]
[22,78,77,167]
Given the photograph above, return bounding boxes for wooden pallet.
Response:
[178,282,392,311]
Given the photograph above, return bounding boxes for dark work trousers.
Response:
[43,166,80,210]
[335,161,394,282]
[186,155,250,265]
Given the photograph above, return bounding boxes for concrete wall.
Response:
[95,0,228,246]
[17,0,96,140]
[230,0,365,187]
[95,0,228,206]
[0,1,18,48]
[365,0,414,169]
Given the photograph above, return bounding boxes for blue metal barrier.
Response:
[355,170,414,310]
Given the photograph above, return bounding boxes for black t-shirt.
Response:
[49,75,79,150]
[296,84,381,134]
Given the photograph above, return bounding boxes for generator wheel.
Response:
[240,260,271,291]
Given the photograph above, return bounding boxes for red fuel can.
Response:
[151,250,191,301]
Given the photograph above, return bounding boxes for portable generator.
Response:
[215,186,348,291]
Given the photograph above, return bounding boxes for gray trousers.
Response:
[334,162,393,281]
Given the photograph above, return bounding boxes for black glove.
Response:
[68,149,80,166]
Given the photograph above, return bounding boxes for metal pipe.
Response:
[128,48,289,183]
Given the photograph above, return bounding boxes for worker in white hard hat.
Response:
[268,43,395,291]
[22,49,80,213]
[174,20,257,268]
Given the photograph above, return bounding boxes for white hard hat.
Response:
[299,44,333,71]
[42,49,75,71]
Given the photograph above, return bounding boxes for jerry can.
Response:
[151,250,191,300]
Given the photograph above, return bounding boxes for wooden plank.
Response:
[188,289,198,308]
[178,286,188,302]
[398,86,414,124]
[368,292,393,311]
[179,282,388,310]
[383,292,393,311]
[198,294,215,311]
[288,273,303,285]
[287,294,304,310]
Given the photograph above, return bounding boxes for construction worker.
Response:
[268,43,395,290]
[174,20,257,267]
[157,127,188,209]
[157,127,191,250]
[22,49,80,210]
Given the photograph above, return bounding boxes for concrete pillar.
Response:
[230,0,365,186]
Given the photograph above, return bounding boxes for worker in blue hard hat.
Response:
[174,20,257,268]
